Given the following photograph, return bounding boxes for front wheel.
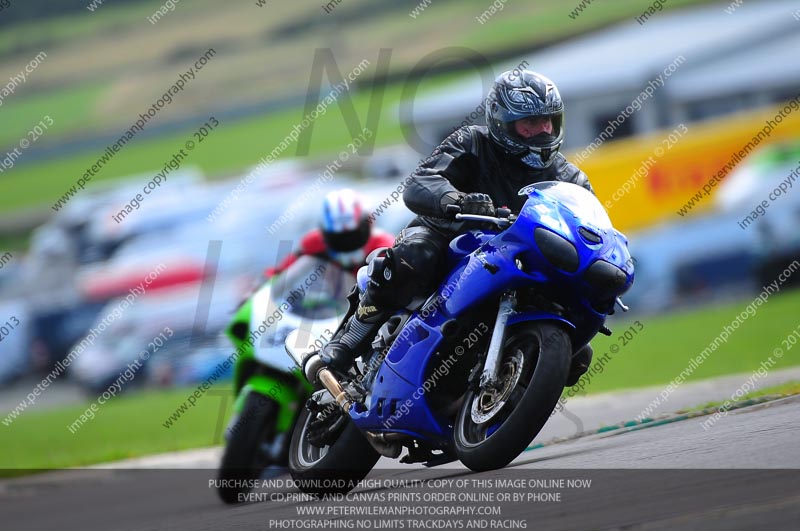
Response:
[289,399,380,495]
[216,393,277,504]
[453,322,571,471]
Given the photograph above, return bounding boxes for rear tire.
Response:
[453,322,571,471]
[289,404,380,495]
[216,393,277,504]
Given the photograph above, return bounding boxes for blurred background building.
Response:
[407,1,800,148]
[0,0,798,400]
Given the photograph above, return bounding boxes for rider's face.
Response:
[514,116,553,138]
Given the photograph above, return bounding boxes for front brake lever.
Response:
[455,213,512,227]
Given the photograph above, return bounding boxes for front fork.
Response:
[479,291,516,390]
[308,291,521,413]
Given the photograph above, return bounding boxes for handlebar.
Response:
[446,204,513,217]
[455,212,515,227]
[446,204,515,227]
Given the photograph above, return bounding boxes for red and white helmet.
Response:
[320,189,371,265]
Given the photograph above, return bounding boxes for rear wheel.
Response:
[453,322,571,471]
[216,393,277,504]
[289,398,380,495]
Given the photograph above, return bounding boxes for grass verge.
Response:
[3,288,798,472]
[0,385,233,474]
[1,0,717,214]
[575,288,800,395]
[679,380,800,414]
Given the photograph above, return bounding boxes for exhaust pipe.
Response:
[287,334,403,458]
[286,333,355,413]
[314,365,403,458]
[317,368,354,413]
[300,352,355,413]
[312,361,402,458]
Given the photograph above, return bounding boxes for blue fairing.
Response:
[356,264,369,293]
[349,182,634,444]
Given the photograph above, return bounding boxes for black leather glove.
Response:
[459,192,495,216]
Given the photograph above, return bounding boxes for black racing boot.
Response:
[565,344,593,387]
[304,298,389,380]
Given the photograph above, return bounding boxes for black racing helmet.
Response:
[486,70,565,169]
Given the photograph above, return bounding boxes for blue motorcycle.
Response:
[285,181,634,491]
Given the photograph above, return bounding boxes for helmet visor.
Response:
[496,110,564,151]
[322,223,370,253]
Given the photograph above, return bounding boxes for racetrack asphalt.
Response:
[2,396,798,531]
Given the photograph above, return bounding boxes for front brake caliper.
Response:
[306,391,346,447]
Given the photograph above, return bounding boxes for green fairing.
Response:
[233,378,300,433]
[225,291,311,433]
[226,298,254,394]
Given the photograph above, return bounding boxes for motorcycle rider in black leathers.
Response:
[304,69,594,388]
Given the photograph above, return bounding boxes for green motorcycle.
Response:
[216,256,352,503]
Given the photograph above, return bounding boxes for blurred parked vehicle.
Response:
[29,301,108,374]
[69,281,244,393]
[0,258,20,298]
[0,300,30,385]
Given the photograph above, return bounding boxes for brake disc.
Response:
[306,390,346,447]
[470,349,525,425]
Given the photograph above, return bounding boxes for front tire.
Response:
[216,393,277,504]
[453,322,571,471]
[289,403,380,495]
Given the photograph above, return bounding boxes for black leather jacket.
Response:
[403,125,593,234]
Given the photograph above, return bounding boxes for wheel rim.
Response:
[457,333,539,449]
[470,349,525,424]
[295,414,332,468]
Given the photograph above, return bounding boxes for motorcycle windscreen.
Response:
[251,256,352,371]
[520,181,613,231]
